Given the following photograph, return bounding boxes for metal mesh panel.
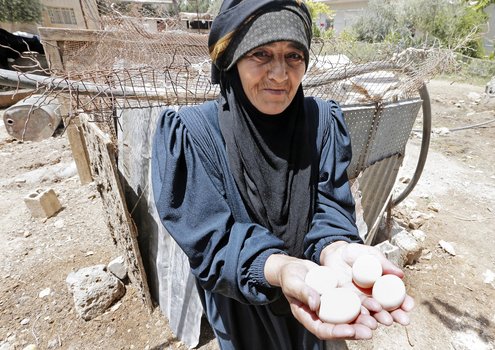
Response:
[342,104,376,179]
[367,99,422,166]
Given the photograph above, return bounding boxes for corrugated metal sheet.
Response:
[342,98,423,243]
[359,155,403,244]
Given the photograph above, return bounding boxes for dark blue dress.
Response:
[151,97,361,350]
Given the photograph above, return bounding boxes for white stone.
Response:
[108,256,127,281]
[410,229,426,242]
[53,219,65,229]
[66,265,125,321]
[22,345,37,350]
[439,240,456,256]
[482,269,494,287]
[39,288,51,298]
[467,91,481,101]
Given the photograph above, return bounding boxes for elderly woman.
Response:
[152,1,414,349]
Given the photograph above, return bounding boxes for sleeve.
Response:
[151,109,286,305]
[304,100,363,264]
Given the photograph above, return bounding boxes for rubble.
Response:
[108,256,127,281]
[66,265,125,321]
[439,240,456,256]
[391,229,424,266]
[375,240,401,267]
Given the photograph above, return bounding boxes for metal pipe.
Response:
[391,84,431,207]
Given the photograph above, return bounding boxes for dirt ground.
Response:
[1,78,494,350]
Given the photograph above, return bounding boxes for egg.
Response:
[318,288,362,324]
[372,274,406,311]
[305,266,339,295]
[352,254,383,288]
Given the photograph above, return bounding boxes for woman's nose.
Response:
[268,58,288,82]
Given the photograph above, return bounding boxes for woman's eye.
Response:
[251,50,271,59]
[287,52,304,62]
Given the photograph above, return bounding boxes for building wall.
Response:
[40,0,100,29]
[317,0,368,34]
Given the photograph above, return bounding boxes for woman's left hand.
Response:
[265,254,381,340]
[319,241,415,327]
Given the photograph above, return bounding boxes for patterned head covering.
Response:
[208,0,312,84]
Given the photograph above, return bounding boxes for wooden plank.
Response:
[40,40,64,72]
[65,117,93,185]
[38,27,103,42]
[80,114,153,310]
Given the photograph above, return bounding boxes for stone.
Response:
[39,288,51,298]
[467,91,481,102]
[47,338,60,349]
[391,230,424,266]
[427,202,441,212]
[486,76,495,96]
[23,345,37,350]
[374,240,401,267]
[438,240,456,256]
[24,189,62,218]
[410,229,426,243]
[108,256,127,281]
[66,265,125,321]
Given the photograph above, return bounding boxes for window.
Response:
[47,7,78,25]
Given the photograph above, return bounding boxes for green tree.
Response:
[179,0,210,13]
[208,0,222,15]
[0,0,42,23]
[351,0,488,58]
[305,0,334,38]
[468,0,495,11]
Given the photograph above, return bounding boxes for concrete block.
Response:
[24,188,62,218]
[391,230,424,266]
[375,240,401,267]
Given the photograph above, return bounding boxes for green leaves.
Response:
[0,0,42,23]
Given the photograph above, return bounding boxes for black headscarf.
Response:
[212,1,315,257]
[209,0,312,84]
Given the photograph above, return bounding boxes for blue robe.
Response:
[151,97,362,350]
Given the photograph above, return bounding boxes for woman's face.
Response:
[236,41,306,115]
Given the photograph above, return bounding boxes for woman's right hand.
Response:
[264,254,378,340]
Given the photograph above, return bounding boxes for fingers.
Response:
[354,311,378,330]
[368,294,414,326]
[401,294,415,312]
[372,309,394,326]
[388,294,415,326]
[287,296,376,340]
[360,295,382,314]
[390,308,410,326]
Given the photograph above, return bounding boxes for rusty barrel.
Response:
[3,95,61,141]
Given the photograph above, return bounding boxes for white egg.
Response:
[372,274,406,311]
[305,266,339,295]
[318,288,362,324]
[352,254,383,288]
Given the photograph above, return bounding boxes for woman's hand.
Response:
[264,254,380,340]
[319,241,415,327]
